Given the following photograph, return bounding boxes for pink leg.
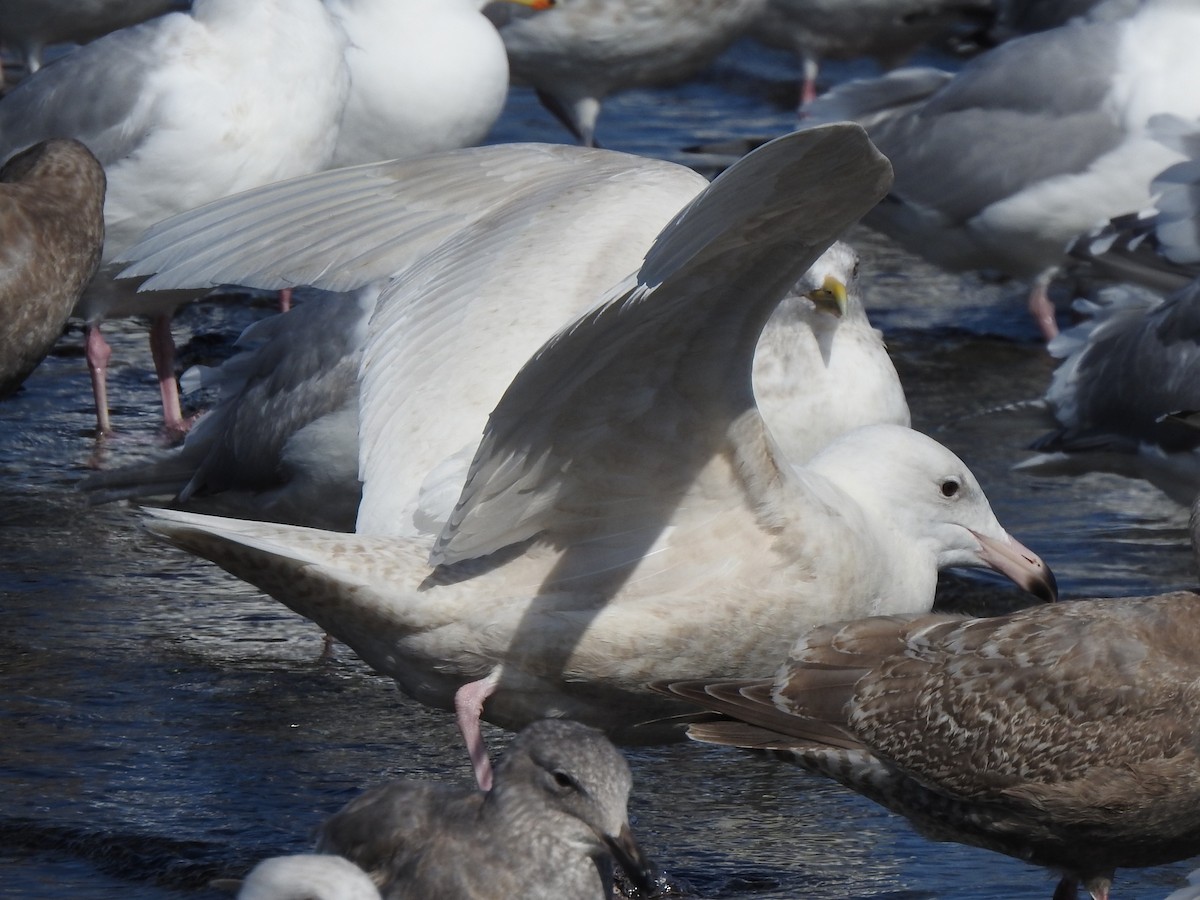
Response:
[149,313,189,436]
[454,672,500,790]
[1028,276,1058,341]
[85,323,113,435]
[798,56,819,110]
[278,288,293,313]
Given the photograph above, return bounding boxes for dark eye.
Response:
[552,769,577,790]
[941,478,960,498]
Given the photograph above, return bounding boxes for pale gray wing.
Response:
[431,124,893,565]
[835,19,1126,224]
[354,152,709,535]
[117,143,644,293]
[0,13,190,163]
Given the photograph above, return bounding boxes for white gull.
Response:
[131,126,1054,792]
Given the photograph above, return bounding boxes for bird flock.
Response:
[3,1,1200,898]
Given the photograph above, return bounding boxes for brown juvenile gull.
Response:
[136,126,1054,792]
[0,139,105,398]
[801,0,1200,339]
[310,720,653,899]
[661,591,1200,900]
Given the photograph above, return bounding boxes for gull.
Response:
[326,0,551,168]
[0,140,105,398]
[483,0,766,147]
[119,142,907,535]
[0,0,350,434]
[802,0,1200,339]
[0,0,542,435]
[1068,114,1200,295]
[129,127,1055,792]
[314,720,653,899]
[0,0,186,80]
[85,240,908,530]
[1017,280,1200,505]
[663,589,1200,900]
[747,0,995,108]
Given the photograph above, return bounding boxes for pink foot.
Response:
[454,672,500,790]
[278,288,293,313]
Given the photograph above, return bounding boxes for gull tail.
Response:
[142,508,427,650]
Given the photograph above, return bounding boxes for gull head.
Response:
[808,424,1057,603]
[796,240,860,319]
[493,720,655,891]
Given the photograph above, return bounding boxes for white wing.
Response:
[432,124,893,564]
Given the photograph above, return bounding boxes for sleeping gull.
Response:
[314,720,653,899]
[483,0,766,147]
[134,126,1054,792]
[802,0,1200,338]
[662,589,1200,900]
[85,241,908,529]
[0,139,105,398]
[325,0,551,168]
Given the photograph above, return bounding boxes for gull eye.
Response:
[552,769,578,790]
[940,478,961,498]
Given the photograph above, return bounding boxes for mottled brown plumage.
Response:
[0,139,104,397]
[662,591,1200,900]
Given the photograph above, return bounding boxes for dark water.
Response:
[2,39,1197,899]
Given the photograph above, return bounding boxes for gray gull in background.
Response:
[84,240,908,531]
[663,589,1200,900]
[0,0,186,81]
[81,286,373,530]
[0,139,105,398]
[315,720,653,899]
[137,126,1052,792]
[747,0,995,108]
[802,0,1200,339]
[483,0,766,147]
[1018,279,1200,505]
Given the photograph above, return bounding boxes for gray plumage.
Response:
[1070,115,1200,294]
[0,139,105,397]
[316,720,653,900]
[1020,280,1200,504]
[662,591,1200,900]
[80,286,370,530]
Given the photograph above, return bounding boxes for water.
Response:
[1,39,1197,900]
